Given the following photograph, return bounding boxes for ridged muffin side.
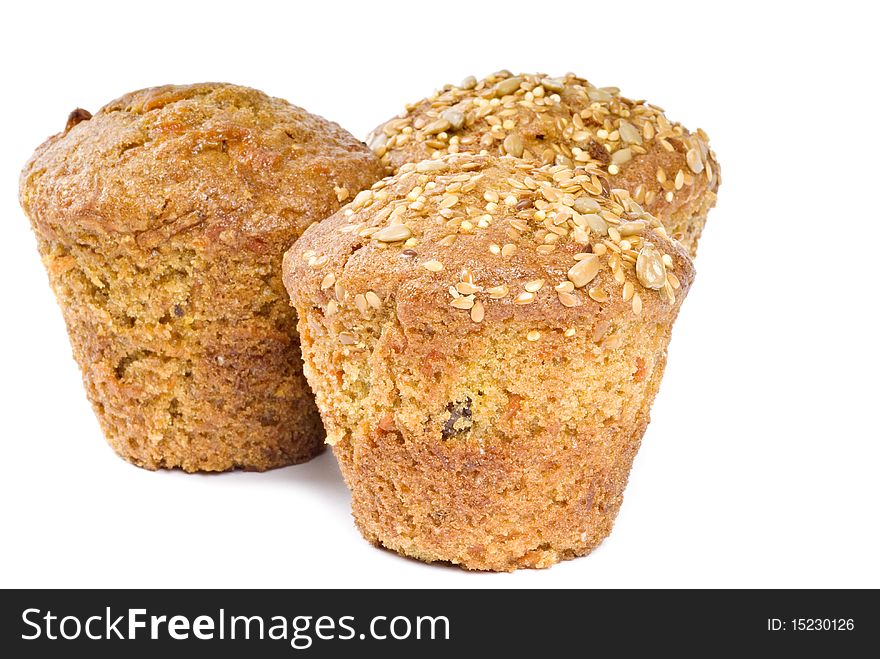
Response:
[283,153,695,570]
[20,83,384,472]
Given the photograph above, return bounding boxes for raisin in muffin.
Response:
[369,71,719,256]
[283,153,695,570]
[20,83,384,472]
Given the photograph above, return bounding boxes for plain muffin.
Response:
[20,83,384,472]
[369,71,719,256]
[283,153,695,570]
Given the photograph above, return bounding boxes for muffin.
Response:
[20,83,384,472]
[369,71,719,256]
[283,153,695,570]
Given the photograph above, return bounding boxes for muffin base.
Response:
[301,308,672,570]
[39,234,323,472]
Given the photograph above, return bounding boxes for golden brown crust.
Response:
[284,154,694,334]
[21,83,384,472]
[368,71,719,255]
[283,153,694,569]
[22,83,380,253]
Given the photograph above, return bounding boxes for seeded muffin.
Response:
[283,153,695,570]
[20,83,384,472]
[369,71,719,256]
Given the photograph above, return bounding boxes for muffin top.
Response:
[284,153,695,337]
[368,71,719,245]
[20,83,383,252]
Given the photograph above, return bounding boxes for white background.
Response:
[1,0,877,589]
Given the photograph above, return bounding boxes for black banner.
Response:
[0,589,874,656]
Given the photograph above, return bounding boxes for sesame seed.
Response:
[524,279,545,293]
[607,164,620,175]
[450,296,475,310]
[351,189,373,209]
[489,243,501,255]
[527,330,541,342]
[555,281,575,293]
[439,194,459,209]
[309,255,329,269]
[355,294,369,315]
[588,287,609,303]
[416,160,448,173]
[470,300,485,323]
[674,169,685,190]
[334,186,349,202]
[373,225,412,242]
[632,292,643,315]
[365,291,382,309]
[564,327,576,338]
[422,260,444,272]
[456,282,482,295]
[662,253,674,267]
[515,291,535,305]
[618,221,646,237]
[320,273,336,290]
[665,191,674,203]
[622,281,634,301]
[501,243,517,257]
[487,285,509,299]
[558,291,578,307]
[611,148,633,166]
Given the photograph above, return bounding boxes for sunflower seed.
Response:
[494,76,523,97]
[441,108,465,131]
[503,133,524,158]
[541,77,565,92]
[618,120,643,145]
[423,117,452,135]
[568,254,601,288]
[636,245,667,290]
[686,147,704,174]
